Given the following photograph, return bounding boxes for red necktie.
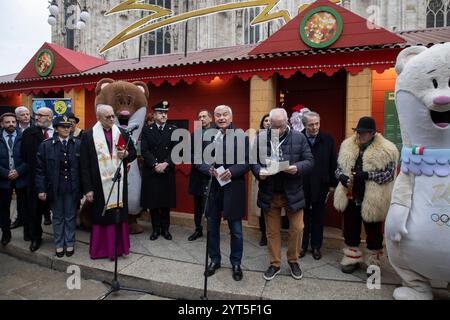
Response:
[43,128,49,139]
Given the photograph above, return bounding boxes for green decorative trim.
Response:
[300,6,343,49]
[35,49,54,77]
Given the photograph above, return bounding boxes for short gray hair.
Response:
[15,106,29,115]
[301,111,320,126]
[269,108,288,121]
[37,107,53,117]
[214,105,233,116]
[96,104,114,117]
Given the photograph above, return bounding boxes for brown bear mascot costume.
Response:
[79,78,148,234]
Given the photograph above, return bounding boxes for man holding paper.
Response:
[251,108,314,281]
[196,105,250,281]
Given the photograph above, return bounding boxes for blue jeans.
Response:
[51,193,77,248]
[207,190,243,266]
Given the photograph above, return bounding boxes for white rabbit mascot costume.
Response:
[385,43,450,300]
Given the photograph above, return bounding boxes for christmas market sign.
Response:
[300,6,343,48]
[35,49,55,77]
[100,0,342,54]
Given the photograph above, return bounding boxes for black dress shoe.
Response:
[205,262,221,277]
[232,265,243,281]
[30,239,42,252]
[44,217,52,226]
[55,249,65,258]
[65,248,74,257]
[299,248,307,258]
[10,219,23,229]
[259,234,267,246]
[1,231,11,246]
[312,248,322,260]
[188,229,203,241]
[162,230,172,240]
[149,230,160,241]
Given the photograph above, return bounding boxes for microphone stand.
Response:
[200,129,223,300]
[200,164,215,301]
[98,127,153,300]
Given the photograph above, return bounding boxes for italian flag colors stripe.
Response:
[412,146,425,155]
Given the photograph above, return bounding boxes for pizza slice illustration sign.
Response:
[35,49,55,77]
[300,6,343,49]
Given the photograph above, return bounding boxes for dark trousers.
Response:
[0,187,27,236]
[259,212,266,234]
[14,187,27,223]
[343,201,383,250]
[150,207,170,232]
[207,189,243,266]
[27,197,50,241]
[193,195,204,230]
[51,193,77,248]
[302,200,326,250]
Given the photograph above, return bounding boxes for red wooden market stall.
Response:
[1,0,449,229]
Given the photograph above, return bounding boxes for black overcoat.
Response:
[21,126,47,210]
[195,125,250,220]
[301,130,338,203]
[80,127,136,225]
[140,123,177,209]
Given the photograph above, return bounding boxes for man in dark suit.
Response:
[0,113,28,246]
[141,101,177,241]
[197,105,250,281]
[300,111,338,260]
[21,107,54,252]
[187,109,213,241]
[10,106,33,230]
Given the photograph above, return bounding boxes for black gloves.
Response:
[353,171,369,183]
[339,174,350,188]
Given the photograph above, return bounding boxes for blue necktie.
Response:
[7,134,13,149]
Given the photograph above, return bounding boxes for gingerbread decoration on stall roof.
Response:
[79,78,148,234]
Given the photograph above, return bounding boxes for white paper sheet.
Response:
[215,166,232,187]
[265,159,290,175]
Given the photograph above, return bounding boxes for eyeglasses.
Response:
[104,115,115,119]
[35,113,50,117]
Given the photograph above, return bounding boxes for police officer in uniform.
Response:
[140,101,177,241]
[36,116,82,257]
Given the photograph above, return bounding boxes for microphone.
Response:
[213,129,224,142]
[125,124,139,133]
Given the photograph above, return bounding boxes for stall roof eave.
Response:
[0,27,449,95]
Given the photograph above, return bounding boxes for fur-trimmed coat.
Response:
[333,133,399,222]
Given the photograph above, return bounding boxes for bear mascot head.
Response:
[385,43,450,300]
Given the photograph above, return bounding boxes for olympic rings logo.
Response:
[431,213,450,227]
